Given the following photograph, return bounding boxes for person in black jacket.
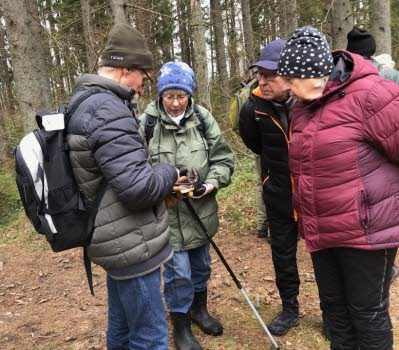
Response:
[239,39,301,336]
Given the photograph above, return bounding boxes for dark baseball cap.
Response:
[249,39,287,70]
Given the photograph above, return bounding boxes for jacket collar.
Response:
[300,50,379,109]
[75,74,134,101]
[144,98,198,130]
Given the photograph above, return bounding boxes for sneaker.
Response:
[268,309,299,336]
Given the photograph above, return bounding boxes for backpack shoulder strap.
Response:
[64,88,102,127]
[193,104,206,139]
[144,113,158,145]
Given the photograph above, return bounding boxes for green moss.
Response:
[217,156,259,234]
[0,167,23,227]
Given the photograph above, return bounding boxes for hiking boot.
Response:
[268,309,299,336]
[190,290,223,336]
[170,312,202,350]
[258,225,271,244]
[258,229,268,238]
[391,264,399,284]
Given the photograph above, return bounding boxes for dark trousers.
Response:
[311,247,397,350]
[264,193,300,310]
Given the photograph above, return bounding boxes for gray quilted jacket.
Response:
[66,74,177,279]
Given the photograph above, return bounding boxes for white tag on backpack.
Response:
[42,113,65,131]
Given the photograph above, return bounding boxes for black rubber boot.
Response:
[268,308,300,336]
[170,312,203,350]
[190,290,223,336]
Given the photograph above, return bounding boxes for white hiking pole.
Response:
[183,198,280,350]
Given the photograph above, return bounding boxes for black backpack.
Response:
[14,89,105,295]
[144,103,206,144]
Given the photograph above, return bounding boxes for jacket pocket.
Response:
[190,140,209,153]
[358,190,369,229]
[188,141,209,177]
[149,143,174,165]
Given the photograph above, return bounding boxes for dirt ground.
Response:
[0,219,398,350]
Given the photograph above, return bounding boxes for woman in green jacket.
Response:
[139,62,233,350]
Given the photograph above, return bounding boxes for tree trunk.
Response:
[81,0,97,73]
[133,0,159,99]
[0,11,14,112]
[285,0,298,36]
[45,0,68,105]
[331,0,354,50]
[250,0,261,54]
[371,0,391,55]
[190,0,211,109]
[226,0,241,90]
[210,0,228,79]
[240,0,254,66]
[177,0,192,66]
[3,0,52,132]
[322,0,334,47]
[157,0,174,64]
[109,0,128,25]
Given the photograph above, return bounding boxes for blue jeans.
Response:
[164,243,211,313]
[106,268,168,350]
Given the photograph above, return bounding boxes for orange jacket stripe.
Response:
[254,106,297,221]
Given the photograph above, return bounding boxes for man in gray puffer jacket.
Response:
[66,24,178,350]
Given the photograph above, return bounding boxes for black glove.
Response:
[187,168,200,184]
[193,182,206,197]
[178,167,188,177]
[177,167,201,184]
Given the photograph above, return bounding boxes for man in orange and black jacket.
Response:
[239,39,300,337]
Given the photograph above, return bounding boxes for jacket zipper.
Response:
[255,110,297,220]
[358,190,369,229]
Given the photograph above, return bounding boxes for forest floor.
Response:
[0,158,398,350]
[1,218,398,350]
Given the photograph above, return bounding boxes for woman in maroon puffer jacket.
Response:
[278,26,399,350]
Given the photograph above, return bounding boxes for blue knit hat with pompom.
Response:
[157,62,195,95]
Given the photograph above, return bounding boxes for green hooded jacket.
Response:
[370,58,399,84]
[139,99,234,251]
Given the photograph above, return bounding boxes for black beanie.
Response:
[346,26,376,58]
[100,24,153,70]
[277,26,333,78]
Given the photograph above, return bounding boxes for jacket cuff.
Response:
[205,178,219,190]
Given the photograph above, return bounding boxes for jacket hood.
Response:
[306,50,379,107]
[75,73,134,101]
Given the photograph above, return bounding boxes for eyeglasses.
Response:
[127,68,153,89]
[139,69,153,84]
[255,71,277,82]
[162,94,189,103]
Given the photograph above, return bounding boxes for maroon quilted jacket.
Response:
[289,51,399,252]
